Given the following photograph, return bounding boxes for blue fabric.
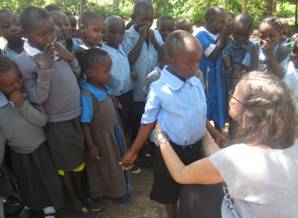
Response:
[101,43,133,96]
[141,67,207,146]
[80,94,93,123]
[80,82,112,102]
[121,25,158,102]
[196,30,227,128]
[3,44,19,58]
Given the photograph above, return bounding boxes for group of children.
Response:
[0,0,297,218]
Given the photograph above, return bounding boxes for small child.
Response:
[13,7,97,216]
[78,48,131,203]
[121,0,160,143]
[222,13,258,92]
[50,10,81,52]
[121,30,223,218]
[175,18,193,33]
[77,12,104,50]
[257,16,289,78]
[196,7,232,129]
[0,56,64,218]
[0,9,24,58]
[283,39,298,113]
[101,15,133,134]
[155,15,175,44]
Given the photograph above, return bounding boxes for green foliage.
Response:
[0,0,296,25]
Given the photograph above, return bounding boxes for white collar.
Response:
[197,26,218,41]
[23,40,41,57]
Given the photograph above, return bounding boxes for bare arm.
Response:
[128,26,148,65]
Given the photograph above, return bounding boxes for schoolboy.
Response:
[121,30,207,218]
[101,15,133,134]
[121,0,160,144]
[196,7,232,129]
[175,18,193,33]
[0,9,24,58]
[155,15,175,44]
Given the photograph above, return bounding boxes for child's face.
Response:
[134,10,153,30]
[54,26,66,47]
[0,70,23,96]
[291,49,298,69]
[233,26,251,45]
[281,24,289,41]
[105,22,125,48]
[0,12,23,42]
[82,19,104,47]
[88,56,112,85]
[170,40,202,79]
[158,19,175,41]
[52,13,72,40]
[26,19,55,50]
[208,13,226,34]
[259,22,280,46]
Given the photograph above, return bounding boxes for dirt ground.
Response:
[99,168,166,218]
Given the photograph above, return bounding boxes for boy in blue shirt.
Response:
[196,7,232,130]
[121,30,221,218]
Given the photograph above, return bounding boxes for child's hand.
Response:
[10,91,25,108]
[119,150,138,170]
[222,55,232,70]
[131,71,137,80]
[139,25,150,40]
[261,39,274,59]
[34,44,54,70]
[148,30,156,43]
[54,41,74,62]
[219,23,233,44]
[88,146,102,161]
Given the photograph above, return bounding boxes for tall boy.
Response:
[196,7,232,130]
[121,30,207,218]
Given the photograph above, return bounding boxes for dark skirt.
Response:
[177,184,224,218]
[10,142,64,210]
[46,117,85,171]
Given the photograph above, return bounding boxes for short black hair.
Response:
[133,0,153,16]
[78,12,104,27]
[20,6,50,33]
[105,15,125,30]
[76,48,110,75]
[0,55,18,74]
[157,15,174,27]
[234,12,253,31]
[165,30,201,58]
[261,16,283,33]
[205,7,225,23]
[45,5,60,12]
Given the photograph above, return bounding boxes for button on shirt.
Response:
[121,25,158,102]
[101,43,133,96]
[141,67,207,146]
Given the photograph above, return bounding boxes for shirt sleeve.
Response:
[141,86,161,124]
[80,94,93,123]
[197,32,216,57]
[17,100,47,127]
[121,32,135,55]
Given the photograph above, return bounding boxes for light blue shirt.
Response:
[121,25,158,102]
[101,43,133,96]
[141,67,207,146]
[154,30,165,45]
[3,44,19,58]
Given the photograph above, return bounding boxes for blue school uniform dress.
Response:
[196,26,227,128]
[101,43,133,97]
[142,66,207,203]
[121,25,159,102]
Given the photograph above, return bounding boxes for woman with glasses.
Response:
[156,71,298,218]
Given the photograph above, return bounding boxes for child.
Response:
[77,12,104,50]
[0,55,64,218]
[257,16,289,78]
[121,0,160,143]
[196,7,232,129]
[121,30,223,218]
[283,39,298,113]
[78,48,131,203]
[155,15,175,44]
[0,9,24,58]
[280,18,291,47]
[50,10,81,52]
[222,13,258,93]
[175,18,193,33]
[101,15,133,135]
[13,7,98,216]
[66,12,80,38]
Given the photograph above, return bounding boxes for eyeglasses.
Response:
[228,90,243,105]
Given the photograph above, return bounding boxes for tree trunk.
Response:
[266,0,277,16]
[242,0,248,12]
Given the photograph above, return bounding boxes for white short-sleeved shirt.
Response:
[283,61,298,112]
[209,141,298,218]
[141,67,207,146]
[101,43,133,96]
